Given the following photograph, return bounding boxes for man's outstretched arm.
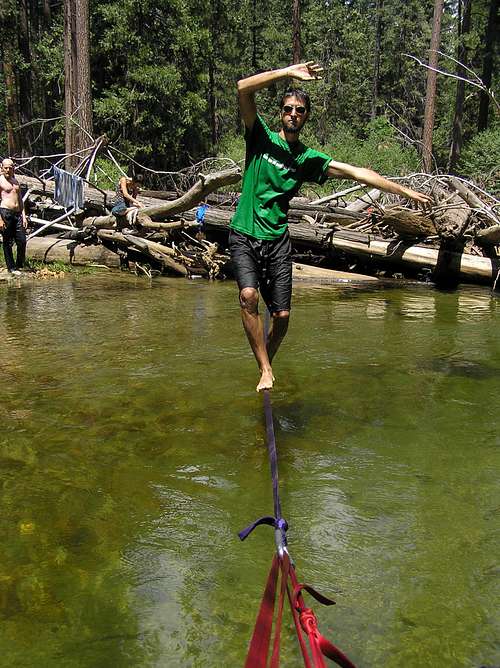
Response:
[237,62,323,130]
[327,160,433,205]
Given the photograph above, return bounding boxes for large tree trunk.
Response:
[42,0,51,24]
[1,2,21,155]
[75,0,93,148]
[448,0,472,171]
[421,0,445,172]
[18,0,32,156]
[477,0,499,131]
[251,0,258,69]
[64,0,93,170]
[3,50,21,156]
[292,0,301,64]
[64,0,78,169]
[371,0,383,120]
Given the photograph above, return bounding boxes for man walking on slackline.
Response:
[229,62,432,392]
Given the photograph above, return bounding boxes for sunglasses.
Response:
[282,104,307,114]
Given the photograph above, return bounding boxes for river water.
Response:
[0,273,498,668]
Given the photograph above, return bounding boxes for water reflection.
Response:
[399,293,436,320]
[457,289,496,322]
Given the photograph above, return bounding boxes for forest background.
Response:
[0,0,498,195]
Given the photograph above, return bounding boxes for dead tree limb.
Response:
[444,176,499,226]
[97,230,188,275]
[139,166,241,221]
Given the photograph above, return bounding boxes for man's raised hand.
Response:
[287,61,323,81]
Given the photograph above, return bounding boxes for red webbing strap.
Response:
[285,569,314,668]
[291,582,357,668]
[299,608,356,668]
[244,552,357,668]
[269,554,290,668]
[244,555,279,668]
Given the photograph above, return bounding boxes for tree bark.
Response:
[421,0,445,172]
[3,50,21,156]
[1,1,21,156]
[448,0,472,171]
[18,0,32,155]
[75,0,93,149]
[371,0,383,120]
[64,0,78,169]
[42,0,51,25]
[64,0,93,169]
[292,0,301,64]
[477,0,499,131]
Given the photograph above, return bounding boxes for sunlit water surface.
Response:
[0,274,498,668]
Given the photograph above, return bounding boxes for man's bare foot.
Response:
[256,368,275,392]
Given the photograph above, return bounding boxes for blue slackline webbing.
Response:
[263,388,282,523]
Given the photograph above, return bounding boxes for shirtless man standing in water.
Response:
[229,62,432,392]
[0,158,27,275]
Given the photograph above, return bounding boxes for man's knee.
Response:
[239,287,259,313]
[272,310,290,332]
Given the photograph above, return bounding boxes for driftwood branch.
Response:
[444,176,499,226]
[139,166,241,220]
[97,230,188,275]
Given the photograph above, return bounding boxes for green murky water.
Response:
[0,274,498,668]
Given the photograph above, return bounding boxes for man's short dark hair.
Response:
[279,88,311,113]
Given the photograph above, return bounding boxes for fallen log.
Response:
[201,214,497,283]
[345,188,381,212]
[444,176,499,226]
[292,262,378,283]
[97,230,188,275]
[432,184,470,239]
[330,230,497,281]
[476,225,500,246]
[76,167,241,229]
[140,166,241,220]
[381,205,437,237]
[26,236,120,267]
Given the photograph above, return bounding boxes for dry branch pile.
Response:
[19,165,500,286]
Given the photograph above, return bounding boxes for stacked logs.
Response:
[19,168,500,286]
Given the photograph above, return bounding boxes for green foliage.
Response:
[0,0,498,180]
[0,257,99,274]
[217,134,245,166]
[459,125,500,197]
[25,259,98,274]
[91,157,127,191]
[301,116,420,195]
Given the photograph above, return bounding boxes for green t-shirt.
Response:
[230,114,332,240]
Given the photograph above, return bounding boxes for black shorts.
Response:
[229,228,292,313]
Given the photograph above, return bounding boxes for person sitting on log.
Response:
[230,62,433,392]
[110,174,144,221]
